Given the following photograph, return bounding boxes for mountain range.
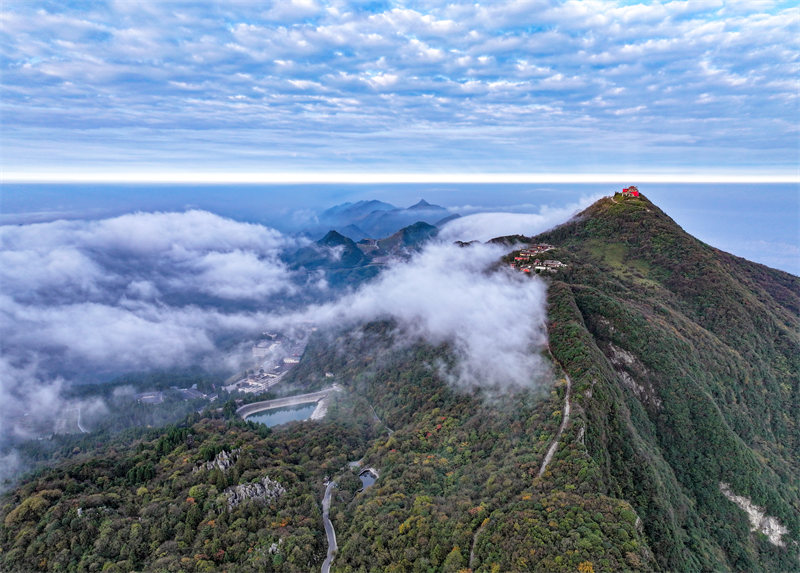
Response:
[287,221,439,289]
[315,199,456,241]
[1,193,797,572]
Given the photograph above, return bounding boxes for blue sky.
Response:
[2,0,799,179]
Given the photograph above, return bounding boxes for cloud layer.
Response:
[269,239,551,390]
[0,210,307,381]
[2,1,797,174]
[0,209,324,464]
[439,194,602,242]
[1,207,558,453]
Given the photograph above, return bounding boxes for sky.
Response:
[2,0,799,178]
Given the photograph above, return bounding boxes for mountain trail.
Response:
[469,518,489,570]
[538,354,572,478]
[321,481,337,573]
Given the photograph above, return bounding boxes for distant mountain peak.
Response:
[319,200,396,223]
[318,229,350,246]
[376,221,438,252]
[408,199,436,210]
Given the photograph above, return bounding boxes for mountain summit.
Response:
[408,198,434,210]
[527,191,800,571]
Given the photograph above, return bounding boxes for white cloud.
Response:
[0,208,329,459]
[0,210,301,302]
[1,0,797,173]
[439,194,602,243]
[269,240,552,390]
[0,246,106,300]
[188,249,300,299]
[264,0,322,21]
[0,355,107,454]
[0,211,309,382]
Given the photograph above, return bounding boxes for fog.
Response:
[1,201,582,480]
[0,210,305,306]
[438,194,603,243]
[269,239,551,390]
[263,198,598,390]
[0,211,311,378]
[0,210,312,462]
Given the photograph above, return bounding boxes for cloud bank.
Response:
[269,239,551,390]
[439,194,602,242]
[0,210,315,450]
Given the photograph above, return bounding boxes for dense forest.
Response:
[530,193,800,571]
[2,193,798,572]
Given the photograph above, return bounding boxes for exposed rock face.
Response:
[720,483,789,547]
[225,476,286,510]
[607,342,662,408]
[193,448,240,473]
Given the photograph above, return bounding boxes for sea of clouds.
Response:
[0,197,594,483]
[0,210,308,378]
[269,239,551,390]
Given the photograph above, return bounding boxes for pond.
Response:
[245,403,317,427]
[359,469,377,490]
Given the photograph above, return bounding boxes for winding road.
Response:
[321,481,337,573]
[537,372,572,478]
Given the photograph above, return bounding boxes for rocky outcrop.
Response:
[607,342,662,408]
[193,448,240,473]
[225,476,286,510]
[720,483,789,547]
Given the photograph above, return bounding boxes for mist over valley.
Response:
[0,193,589,483]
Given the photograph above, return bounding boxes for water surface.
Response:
[246,403,316,427]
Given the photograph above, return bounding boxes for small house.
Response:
[622,186,640,197]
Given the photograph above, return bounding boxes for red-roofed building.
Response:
[622,186,640,197]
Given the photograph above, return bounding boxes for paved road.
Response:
[236,386,339,418]
[321,481,337,573]
[538,372,572,478]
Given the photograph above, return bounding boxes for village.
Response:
[509,243,568,274]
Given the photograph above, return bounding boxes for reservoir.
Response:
[245,403,316,427]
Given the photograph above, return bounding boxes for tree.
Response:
[442,546,465,573]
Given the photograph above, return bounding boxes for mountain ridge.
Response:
[529,192,799,571]
[318,199,454,240]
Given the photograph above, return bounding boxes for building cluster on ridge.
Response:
[510,243,568,274]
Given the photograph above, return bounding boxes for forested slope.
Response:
[535,193,800,572]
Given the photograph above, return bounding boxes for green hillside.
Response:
[535,192,800,571]
[2,193,797,572]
